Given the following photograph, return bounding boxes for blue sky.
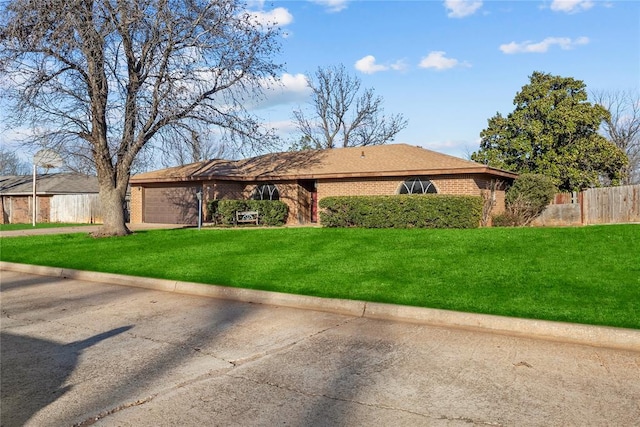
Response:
[251,0,640,158]
[2,0,639,164]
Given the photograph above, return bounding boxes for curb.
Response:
[2,261,639,352]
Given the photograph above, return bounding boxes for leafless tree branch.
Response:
[592,89,640,184]
[292,64,407,149]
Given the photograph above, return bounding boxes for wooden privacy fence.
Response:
[50,194,103,223]
[535,184,640,226]
[582,185,640,225]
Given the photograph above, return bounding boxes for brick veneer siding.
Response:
[131,174,508,226]
[317,174,507,220]
[205,180,245,201]
[130,186,143,223]
[0,195,51,224]
[318,175,486,198]
[242,181,300,225]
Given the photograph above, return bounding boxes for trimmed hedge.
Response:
[210,199,288,226]
[319,195,483,229]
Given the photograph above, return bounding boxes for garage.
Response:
[143,185,200,224]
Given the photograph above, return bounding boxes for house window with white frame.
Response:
[398,178,437,194]
[251,183,280,200]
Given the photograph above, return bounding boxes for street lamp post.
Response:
[32,163,37,227]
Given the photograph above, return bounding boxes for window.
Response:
[252,183,280,200]
[398,178,437,194]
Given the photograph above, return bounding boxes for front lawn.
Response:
[1,225,638,328]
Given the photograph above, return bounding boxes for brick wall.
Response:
[318,177,401,199]
[130,186,143,223]
[316,175,508,224]
[203,180,302,225]
[132,174,509,226]
[472,176,508,214]
[1,195,51,224]
[242,181,300,225]
[206,180,246,201]
[317,175,487,200]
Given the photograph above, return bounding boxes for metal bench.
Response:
[235,210,259,226]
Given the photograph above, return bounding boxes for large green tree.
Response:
[472,72,627,191]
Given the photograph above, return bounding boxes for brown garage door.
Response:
[144,186,200,224]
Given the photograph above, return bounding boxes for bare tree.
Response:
[592,89,640,184]
[292,65,407,149]
[0,147,30,175]
[0,0,282,236]
[159,130,233,167]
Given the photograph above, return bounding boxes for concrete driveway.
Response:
[1,270,639,426]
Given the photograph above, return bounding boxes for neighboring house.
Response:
[129,144,518,226]
[0,173,101,224]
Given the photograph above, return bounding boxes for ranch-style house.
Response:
[129,144,518,226]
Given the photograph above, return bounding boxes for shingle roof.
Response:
[131,144,518,183]
[0,173,99,195]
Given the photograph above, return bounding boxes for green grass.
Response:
[1,225,638,329]
[0,223,94,231]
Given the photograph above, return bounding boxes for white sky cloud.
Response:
[550,0,594,13]
[444,0,483,18]
[312,0,349,13]
[354,56,407,74]
[355,55,388,74]
[248,7,293,28]
[253,73,312,110]
[500,36,590,54]
[418,51,469,70]
[390,60,408,72]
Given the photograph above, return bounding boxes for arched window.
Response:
[398,178,437,194]
[252,183,280,200]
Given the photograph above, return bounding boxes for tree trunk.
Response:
[93,185,130,237]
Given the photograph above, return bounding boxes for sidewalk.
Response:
[0,223,185,238]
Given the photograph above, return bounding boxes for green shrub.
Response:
[246,200,288,226]
[491,212,521,227]
[217,200,288,226]
[218,200,248,225]
[319,195,483,229]
[206,199,219,222]
[498,173,557,226]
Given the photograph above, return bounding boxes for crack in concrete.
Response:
[437,414,503,426]
[67,315,361,425]
[225,373,436,420]
[227,315,360,367]
[72,395,157,427]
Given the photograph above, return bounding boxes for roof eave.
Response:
[130,166,518,184]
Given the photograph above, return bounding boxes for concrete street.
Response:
[1,270,639,426]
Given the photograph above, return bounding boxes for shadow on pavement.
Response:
[0,326,133,427]
[0,274,65,293]
[63,299,254,425]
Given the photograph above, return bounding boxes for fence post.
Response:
[579,190,585,225]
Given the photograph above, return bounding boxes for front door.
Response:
[299,180,318,223]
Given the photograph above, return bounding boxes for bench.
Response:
[235,210,259,226]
